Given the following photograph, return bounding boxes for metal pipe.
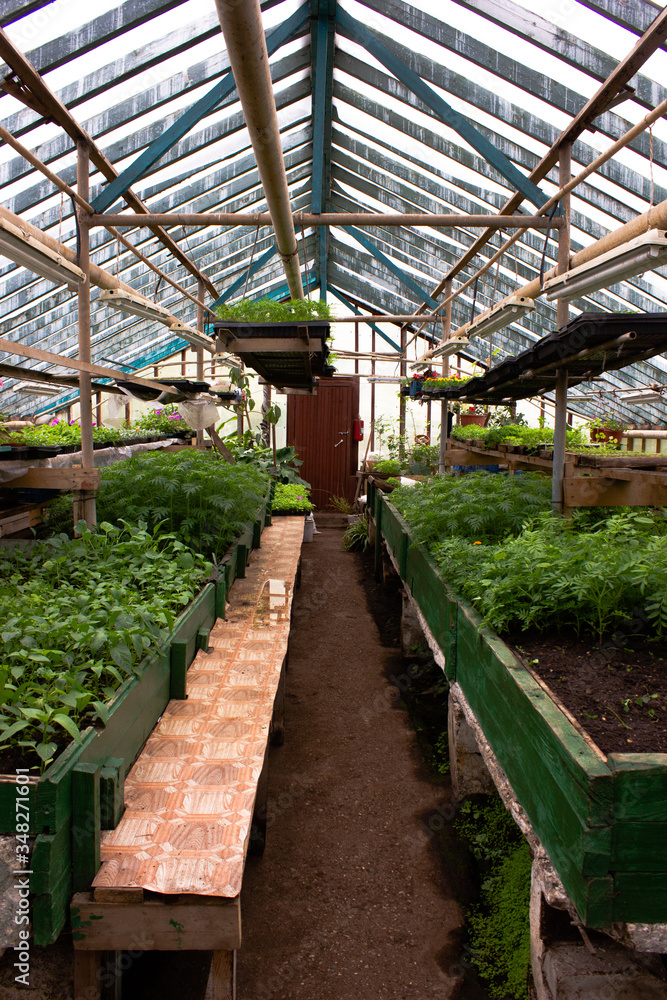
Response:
[87,212,563,230]
[551,146,572,510]
[76,141,96,528]
[438,278,452,475]
[214,0,303,299]
[196,278,205,450]
[556,144,571,332]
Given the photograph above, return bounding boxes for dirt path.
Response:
[235,527,464,1000]
[0,527,470,1000]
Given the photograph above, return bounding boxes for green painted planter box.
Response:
[0,502,269,946]
[376,491,667,929]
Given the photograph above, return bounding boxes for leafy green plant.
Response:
[374,415,402,460]
[95,450,269,556]
[215,297,332,323]
[374,459,402,476]
[342,514,370,552]
[587,416,624,431]
[456,797,531,999]
[449,422,589,451]
[272,483,314,513]
[390,471,552,545]
[328,495,354,514]
[228,438,309,486]
[9,411,193,448]
[0,522,212,770]
[422,375,471,389]
[432,509,667,641]
[404,441,439,474]
[132,405,191,435]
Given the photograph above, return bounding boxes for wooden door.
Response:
[286,376,360,508]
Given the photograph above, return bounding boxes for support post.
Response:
[552,144,571,511]
[399,324,407,460]
[438,279,452,474]
[76,141,96,529]
[370,326,376,452]
[196,278,206,450]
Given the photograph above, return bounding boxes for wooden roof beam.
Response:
[0,28,220,300]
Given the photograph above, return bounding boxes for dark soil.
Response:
[510,630,667,754]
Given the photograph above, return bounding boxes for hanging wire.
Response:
[300,220,308,293]
[649,124,655,226]
[70,195,81,266]
[539,200,561,288]
[242,224,261,300]
[59,191,64,245]
[469,274,479,324]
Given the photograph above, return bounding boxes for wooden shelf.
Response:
[444,440,667,508]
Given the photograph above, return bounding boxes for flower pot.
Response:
[590,428,623,446]
[460,413,487,428]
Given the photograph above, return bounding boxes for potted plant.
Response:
[459,404,488,428]
[421,374,471,394]
[587,417,625,447]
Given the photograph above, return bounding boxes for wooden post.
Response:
[75,141,96,529]
[196,278,205,450]
[399,325,407,460]
[438,279,452,474]
[552,143,571,511]
[354,320,359,374]
[370,326,376,452]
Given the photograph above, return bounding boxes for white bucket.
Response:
[304,513,316,543]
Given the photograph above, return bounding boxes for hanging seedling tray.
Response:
[213,319,333,390]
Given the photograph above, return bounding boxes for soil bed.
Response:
[508,629,667,754]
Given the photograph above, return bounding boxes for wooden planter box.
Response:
[0,496,271,946]
[374,490,667,929]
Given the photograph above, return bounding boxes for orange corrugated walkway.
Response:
[92,516,304,897]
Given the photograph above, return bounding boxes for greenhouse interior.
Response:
[2,0,667,997]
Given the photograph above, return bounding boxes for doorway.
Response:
[286,376,360,508]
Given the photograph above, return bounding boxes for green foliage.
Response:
[374,459,402,475]
[374,415,402,460]
[390,471,552,545]
[132,405,190,435]
[456,798,531,999]
[342,514,370,552]
[449,422,588,451]
[404,442,440,474]
[328,495,354,514]
[215,297,332,323]
[227,437,309,486]
[588,416,624,430]
[95,450,269,556]
[422,376,471,389]
[10,409,193,447]
[272,483,314,513]
[434,509,667,641]
[0,522,211,769]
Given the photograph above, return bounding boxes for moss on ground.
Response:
[456,796,532,999]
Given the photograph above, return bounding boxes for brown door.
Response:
[286,376,360,508]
